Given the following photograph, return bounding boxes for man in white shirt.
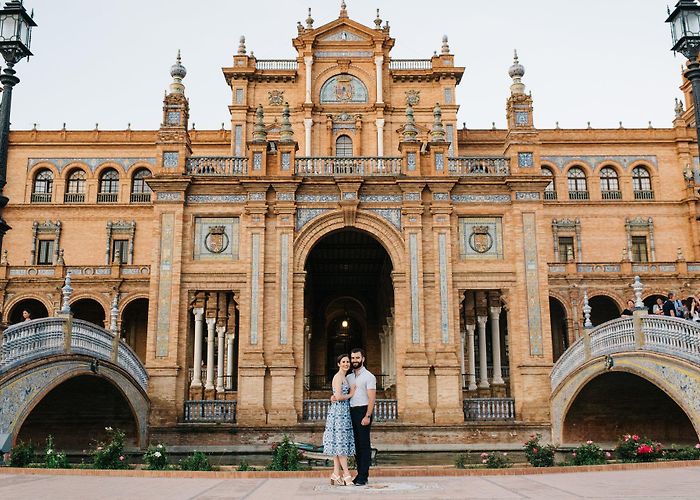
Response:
[345,347,376,485]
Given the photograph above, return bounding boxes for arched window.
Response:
[31,169,53,203]
[98,169,119,203]
[632,166,653,199]
[541,167,556,200]
[65,169,86,203]
[130,168,152,203]
[567,167,588,200]
[335,135,353,157]
[599,166,621,199]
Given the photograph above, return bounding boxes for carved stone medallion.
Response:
[204,226,229,253]
[268,90,284,106]
[405,90,420,106]
[469,225,493,253]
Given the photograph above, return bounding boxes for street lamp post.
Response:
[0,0,35,252]
[668,0,700,160]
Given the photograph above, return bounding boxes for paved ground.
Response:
[2,466,700,499]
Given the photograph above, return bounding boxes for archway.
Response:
[304,229,394,393]
[644,294,667,315]
[17,374,139,451]
[563,372,697,444]
[121,299,148,363]
[72,298,106,327]
[549,297,569,362]
[589,295,620,326]
[8,298,49,324]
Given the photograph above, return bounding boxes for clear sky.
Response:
[8,0,683,131]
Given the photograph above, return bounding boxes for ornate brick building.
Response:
[2,3,699,451]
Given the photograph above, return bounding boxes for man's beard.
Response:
[351,361,362,369]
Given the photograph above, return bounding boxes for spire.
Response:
[339,0,348,18]
[441,35,450,55]
[252,104,267,143]
[430,103,446,142]
[509,49,526,95]
[169,50,187,95]
[306,8,314,29]
[279,102,294,143]
[238,36,247,55]
[402,104,419,142]
[374,9,382,29]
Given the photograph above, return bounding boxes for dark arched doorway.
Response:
[305,229,393,394]
[563,372,697,444]
[550,297,569,362]
[17,375,139,451]
[72,298,106,327]
[589,295,620,326]
[8,298,49,324]
[644,294,667,315]
[121,299,148,363]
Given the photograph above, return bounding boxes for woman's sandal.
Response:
[342,474,353,486]
[330,473,342,485]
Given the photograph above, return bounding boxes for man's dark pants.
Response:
[350,405,372,482]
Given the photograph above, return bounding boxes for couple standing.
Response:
[322,347,376,486]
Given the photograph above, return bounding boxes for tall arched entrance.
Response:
[7,298,49,324]
[72,298,106,327]
[589,295,620,326]
[549,297,569,362]
[304,229,394,396]
[17,374,139,450]
[121,298,149,363]
[563,371,697,444]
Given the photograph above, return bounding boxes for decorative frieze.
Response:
[518,152,534,168]
[541,155,658,171]
[296,194,339,203]
[276,192,295,201]
[360,194,402,203]
[368,208,401,230]
[28,157,156,173]
[432,192,449,201]
[403,192,421,201]
[156,192,182,202]
[522,212,544,356]
[186,194,246,204]
[296,208,331,230]
[163,152,179,168]
[452,194,510,204]
[409,233,420,344]
[248,192,266,201]
[515,192,540,201]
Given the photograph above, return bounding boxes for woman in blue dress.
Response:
[322,353,356,485]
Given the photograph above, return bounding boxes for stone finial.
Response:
[57,248,65,265]
[430,103,446,142]
[583,290,592,328]
[238,36,246,55]
[297,21,304,34]
[110,294,119,335]
[509,49,526,95]
[441,35,450,55]
[61,272,73,314]
[402,104,419,142]
[684,164,694,182]
[252,104,268,142]
[339,0,348,18]
[169,50,187,95]
[279,102,294,143]
[677,247,686,261]
[632,276,645,310]
[675,97,685,118]
[383,20,390,33]
[306,8,314,29]
[374,9,382,29]
[1,249,7,265]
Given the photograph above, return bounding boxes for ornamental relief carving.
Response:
[268,90,284,106]
[405,90,420,106]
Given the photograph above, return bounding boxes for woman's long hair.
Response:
[336,353,350,375]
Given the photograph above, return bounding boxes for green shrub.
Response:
[480,451,511,469]
[91,427,129,470]
[454,452,470,469]
[9,440,35,467]
[571,441,606,466]
[179,451,212,471]
[523,433,555,467]
[267,435,303,471]
[44,436,70,469]
[664,444,700,461]
[237,459,257,471]
[143,443,169,470]
[615,434,662,462]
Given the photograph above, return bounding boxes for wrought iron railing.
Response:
[295,157,402,176]
[389,59,432,70]
[568,190,589,200]
[31,192,52,203]
[544,191,557,200]
[97,192,118,203]
[0,317,148,390]
[601,190,622,200]
[634,190,655,200]
[463,398,515,421]
[186,156,248,176]
[255,59,298,70]
[447,157,510,176]
[130,192,151,203]
[184,400,237,422]
[64,192,85,203]
[302,399,398,421]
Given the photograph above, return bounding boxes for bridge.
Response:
[550,312,700,445]
[0,315,149,448]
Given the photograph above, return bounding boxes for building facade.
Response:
[2,4,700,450]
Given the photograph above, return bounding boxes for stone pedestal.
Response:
[401,351,433,424]
[433,351,464,424]
[236,351,267,425]
[267,354,298,425]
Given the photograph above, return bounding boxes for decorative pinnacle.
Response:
[509,49,526,95]
[339,0,348,18]
[441,35,450,55]
[169,50,187,95]
[279,102,294,143]
[583,290,592,328]
[110,294,119,335]
[61,272,73,314]
[675,97,685,118]
[430,103,446,142]
[632,276,645,310]
[252,104,267,143]
[374,9,382,29]
[402,104,418,142]
[238,36,246,55]
[306,8,314,29]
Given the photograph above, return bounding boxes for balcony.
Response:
[64,192,85,203]
[463,398,515,421]
[548,261,697,275]
[601,190,622,200]
[183,400,236,423]
[634,190,655,200]
[302,399,398,422]
[97,192,118,203]
[294,157,402,176]
[130,192,151,203]
[30,192,52,203]
[186,156,248,176]
[544,191,557,200]
[568,190,589,200]
[448,156,510,176]
[255,59,298,70]
[388,59,432,70]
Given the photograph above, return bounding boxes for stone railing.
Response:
[389,59,432,70]
[255,59,298,70]
[186,156,248,176]
[463,398,515,421]
[295,157,402,176]
[302,399,398,421]
[0,317,148,391]
[448,157,510,176]
[183,400,237,423]
[548,262,694,275]
[551,315,700,391]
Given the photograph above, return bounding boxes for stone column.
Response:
[465,323,477,391]
[376,118,385,156]
[226,332,235,390]
[216,325,226,393]
[489,306,505,385]
[190,307,204,388]
[477,315,489,389]
[375,55,384,103]
[303,323,311,381]
[304,118,313,156]
[379,327,387,378]
[205,317,216,391]
[459,329,466,377]
[304,55,313,104]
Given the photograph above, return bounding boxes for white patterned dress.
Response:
[322,382,356,457]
